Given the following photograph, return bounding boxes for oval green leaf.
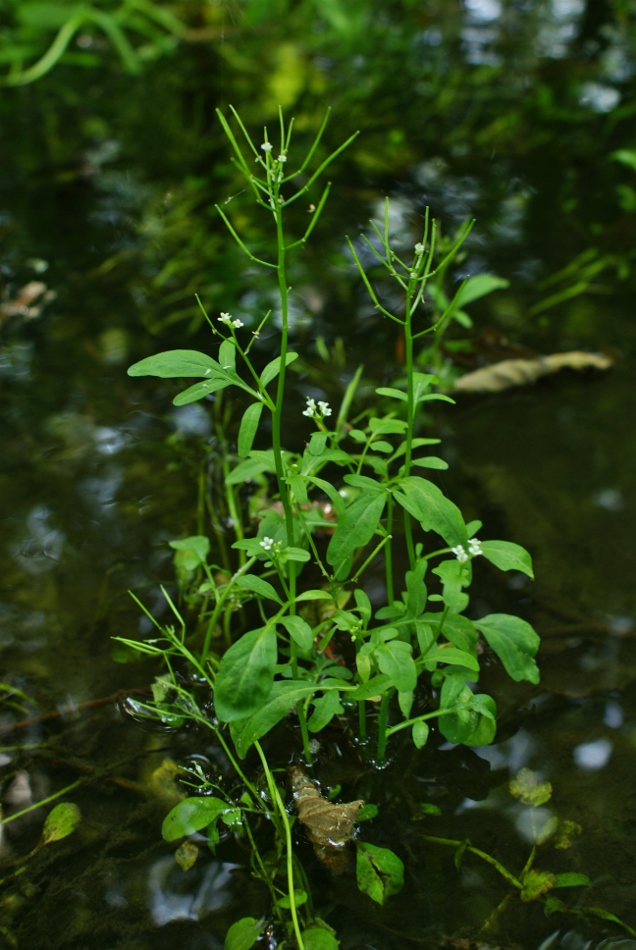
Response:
[474,613,540,683]
[41,802,81,845]
[214,626,277,721]
[238,401,264,458]
[162,796,227,841]
[224,916,266,950]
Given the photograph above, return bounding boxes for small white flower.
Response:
[302,397,317,418]
[414,243,425,255]
[318,400,332,417]
[260,537,274,551]
[261,142,273,152]
[218,312,243,329]
[452,544,469,564]
[277,154,287,162]
[468,537,483,557]
[410,270,418,279]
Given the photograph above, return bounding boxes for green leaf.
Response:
[343,474,386,493]
[405,558,428,617]
[393,477,467,547]
[300,927,340,950]
[218,339,236,370]
[423,645,480,672]
[423,611,477,654]
[128,349,224,378]
[214,626,277,721]
[307,431,328,456]
[356,842,404,904]
[308,690,344,731]
[354,588,372,624]
[295,589,334,602]
[288,473,308,505]
[349,674,392,701]
[398,689,413,718]
[520,868,557,902]
[260,352,299,388]
[480,540,534,578]
[474,614,540,683]
[412,720,429,749]
[225,456,271,485]
[432,558,469,614]
[275,889,308,909]
[169,535,210,570]
[278,615,314,651]
[611,148,636,171]
[41,802,81,845]
[509,768,552,807]
[224,916,266,950]
[173,378,232,405]
[279,546,311,563]
[554,871,592,887]
[235,574,282,604]
[375,641,417,692]
[375,386,407,401]
[229,681,317,758]
[438,691,497,747]
[453,274,509,308]
[162,797,228,841]
[237,402,264,458]
[326,491,387,579]
[410,456,448,470]
[369,417,408,435]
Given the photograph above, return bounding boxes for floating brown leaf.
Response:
[453,351,613,394]
[289,766,364,875]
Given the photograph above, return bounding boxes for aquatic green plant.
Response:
[423,768,636,938]
[121,107,541,947]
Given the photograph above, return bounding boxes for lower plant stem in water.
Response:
[255,742,306,950]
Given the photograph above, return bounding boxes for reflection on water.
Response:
[147,856,236,926]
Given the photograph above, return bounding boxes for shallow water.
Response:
[2,3,636,947]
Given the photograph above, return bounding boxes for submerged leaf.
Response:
[175,840,199,871]
[41,802,81,845]
[356,841,404,904]
[300,926,340,950]
[453,351,613,393]
[289,766,364,874]
[162,797,227,841]
[509,768,552,807]
[224,916,266,950]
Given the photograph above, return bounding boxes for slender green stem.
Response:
[422,835,523,890]
[376,689,394,764]
[403,285,416,569]
[255,743,305,950]
[349,532,392,584]
[385,495,394,604]
[202,557,258,661]
[2,781,82,824]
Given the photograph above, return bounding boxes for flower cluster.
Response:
[218,312,244,329]
[451,538,483,563]
[259,536,282,557]
[260,142,287,163]
[302,397,332,420]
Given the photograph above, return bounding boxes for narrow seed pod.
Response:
[288,765,364,874]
